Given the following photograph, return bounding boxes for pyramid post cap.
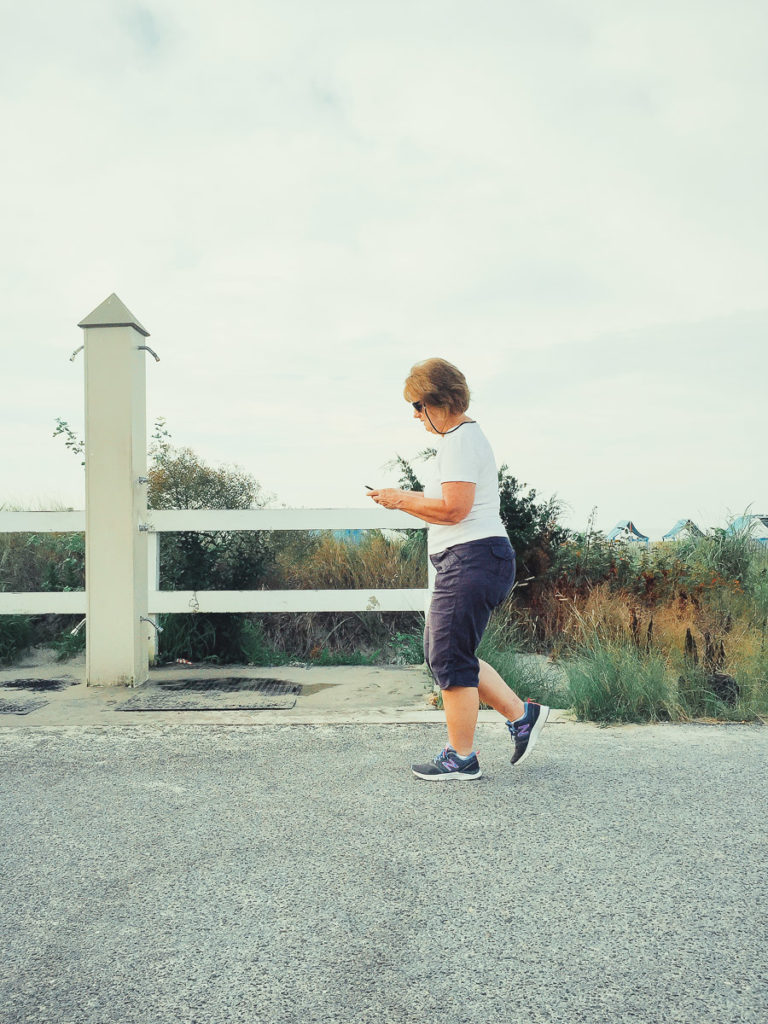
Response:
[78,293,150,337]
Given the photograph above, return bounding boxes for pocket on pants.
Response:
[430,548,462,573]
[490,541,515,572]
[491,546,516,603]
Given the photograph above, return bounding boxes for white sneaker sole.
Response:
[411,767,482,781]
[513,704,550,766]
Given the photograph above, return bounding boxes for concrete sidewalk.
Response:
[0,654,572,729]
[1,713,766,1024]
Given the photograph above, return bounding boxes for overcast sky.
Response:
[2,0,766,539]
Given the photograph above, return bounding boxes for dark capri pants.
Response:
[424,536,516,690]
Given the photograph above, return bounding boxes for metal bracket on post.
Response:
[138,345,160,362]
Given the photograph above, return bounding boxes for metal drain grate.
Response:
[114,677,301,712]
[155,677,301,695]
[0,698,50,715]
[1,678,78,692]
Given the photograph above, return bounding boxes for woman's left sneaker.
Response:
[506,701,550,765]
[411,746,482,781]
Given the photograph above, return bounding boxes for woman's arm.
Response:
[368,482,475,525]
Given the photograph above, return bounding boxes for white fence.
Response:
[0,508,431,617]
[2,293,433,685]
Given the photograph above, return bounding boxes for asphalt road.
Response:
[1,720,766,1024]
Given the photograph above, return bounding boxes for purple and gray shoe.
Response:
[506,701,550,765]
[411,745,482,781]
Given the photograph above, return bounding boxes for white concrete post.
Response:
[78,294,151,686]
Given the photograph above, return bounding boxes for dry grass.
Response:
[273,531,427,590]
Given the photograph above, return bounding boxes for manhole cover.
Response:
[0,698,49,715]
[114,677,300,712]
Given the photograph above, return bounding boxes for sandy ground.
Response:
[0,647,572,728]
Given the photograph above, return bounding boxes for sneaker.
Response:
[411,746,482,781]
[506,701,550,765]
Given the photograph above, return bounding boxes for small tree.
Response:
[383,449,437,564]
[385,449,437,492]
[497,465,570,580]
[147,420,275,592]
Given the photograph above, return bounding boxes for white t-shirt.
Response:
[422,421,508,554]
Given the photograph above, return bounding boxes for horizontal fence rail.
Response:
[146,508,426,532]
[0,592,87,615]
[0,508,425,533]
[0,511,86,533]
[152,590,429,614]
[0,509,431,617]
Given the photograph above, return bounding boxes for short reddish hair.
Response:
[403,358,470,414]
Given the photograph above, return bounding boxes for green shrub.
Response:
[50,622,86,662]
[388,630,424,665]
[241,619,288,667]
[552,531,689,603]
[150,442,274,594]
[155,613,244,664]
[0,616,33,665]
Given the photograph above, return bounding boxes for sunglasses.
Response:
[412,401,424,412]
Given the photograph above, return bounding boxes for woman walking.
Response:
[368,358,549,781]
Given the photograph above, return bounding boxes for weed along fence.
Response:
[0,294,432,687]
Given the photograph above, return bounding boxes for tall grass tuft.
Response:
[729,646,768,719]
[564,633,681,724]
[676,516,760,585]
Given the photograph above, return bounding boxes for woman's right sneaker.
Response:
[506,701,550,765]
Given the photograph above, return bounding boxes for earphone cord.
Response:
[424,408,446,435]
[425,407,473,435]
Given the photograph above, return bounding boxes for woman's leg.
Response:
[442,685,479,756]
[428,541,522,757]
[477,658,525,722]
[442,662,525,756]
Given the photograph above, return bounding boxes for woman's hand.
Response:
[368,482,473,525]
[367,488,404,509]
